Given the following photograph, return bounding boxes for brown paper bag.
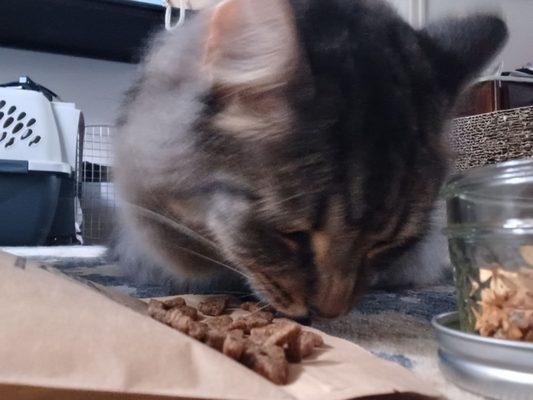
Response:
[0,250,440,400]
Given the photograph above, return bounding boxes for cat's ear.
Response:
[421,15,508,94]
[203,0,298,90]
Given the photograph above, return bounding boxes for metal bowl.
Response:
[432,312,533,400]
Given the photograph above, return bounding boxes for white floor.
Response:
[0,246,106,258]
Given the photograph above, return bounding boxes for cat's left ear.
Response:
[421,15,508,95]
[203,0,299,91]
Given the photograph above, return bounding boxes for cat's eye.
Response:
[283,231,309,249]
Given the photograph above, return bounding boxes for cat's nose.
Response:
[312,274,355,318]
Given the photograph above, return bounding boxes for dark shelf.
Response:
[0,0,186,63]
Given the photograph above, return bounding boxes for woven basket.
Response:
[449,106,533,171]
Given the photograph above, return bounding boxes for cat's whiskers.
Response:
[250,302,273,315]
[211,291,252,296]
[126,203,252,281]
[126,203,219,251]
[170,242,252,280]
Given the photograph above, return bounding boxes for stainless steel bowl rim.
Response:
[444,225,533,237]
[432,312,533,350]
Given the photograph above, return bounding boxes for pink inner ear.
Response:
[204,0,299,89]
[204,0,242,66]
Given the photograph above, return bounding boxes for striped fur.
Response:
[113,0,507,317]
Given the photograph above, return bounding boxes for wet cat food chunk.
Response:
[206,329,227,351]
[264,321,301,347]
[241,343,289,385]
[168,314,194,333]
[199,296,229,316]
[164,305,199,324]
[147,299,167,321]
[205,315,234,331]
[231,311,274,332]
[162,296,186,309]
[222,329,246,360]
[286,331,324,362]
[250,320,301,346]
[147,296,325,384]
[188,321,209,341]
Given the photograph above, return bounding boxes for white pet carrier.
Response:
[0,76,84,245]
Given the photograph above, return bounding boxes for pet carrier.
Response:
[0,76,83,245]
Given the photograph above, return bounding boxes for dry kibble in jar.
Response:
[199,296,229,316]
[520,245,533,267]
[473,264,533,341]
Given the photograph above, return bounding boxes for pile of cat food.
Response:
[472,246,533,341]
[147,296,323,384]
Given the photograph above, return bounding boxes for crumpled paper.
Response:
[0,250,440,400]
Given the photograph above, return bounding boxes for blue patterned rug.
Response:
[1,246,479,399]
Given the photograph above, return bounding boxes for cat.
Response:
[112,0,507,318]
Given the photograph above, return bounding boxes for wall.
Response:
[0,47,138,125]
[1,1,530,125]
[387,0,533,71]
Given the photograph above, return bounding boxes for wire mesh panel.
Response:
[77,125,117,244]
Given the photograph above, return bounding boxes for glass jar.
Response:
[444,160,533,342]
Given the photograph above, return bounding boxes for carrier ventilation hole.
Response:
[7,106,16,115]
[27,118,36,127]
[3,117,14,128]
[5,137,15,148]
[29,136,41,146]
[0,112,3,121]
[17,112,26,121]
[0,100,5,110]
[0,132,6,142]
[21,129,33,140]
[12,122,24,134]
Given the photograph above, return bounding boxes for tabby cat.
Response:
[113,0,507,318]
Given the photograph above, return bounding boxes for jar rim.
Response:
[445,225,533,238]
[444,159,533,199]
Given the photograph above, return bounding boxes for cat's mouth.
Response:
[248,272,310,318]
[248,271,358,319]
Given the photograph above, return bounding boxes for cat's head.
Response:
[119,0,507,318]
[195,0,507,317]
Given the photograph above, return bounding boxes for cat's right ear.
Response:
[421,15,508,95]
[203,0,299,91]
